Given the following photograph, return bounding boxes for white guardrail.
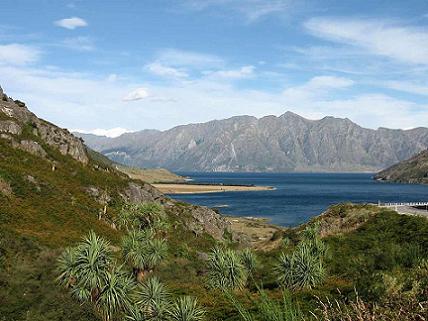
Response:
[379,202,428,207]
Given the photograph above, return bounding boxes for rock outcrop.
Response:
[0,88,88,164]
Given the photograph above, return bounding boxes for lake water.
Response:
[171,172,428,227]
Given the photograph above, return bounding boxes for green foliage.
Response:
[57,231,136,320]
[208,247,248,291]
[275,225,327,290]
[115,202,166,232]
[326,209,428,300]
[169,296,205,321]
[227,289,303,321]
[122,230,168,275]
[96,266,136,321]
[134,277,170,320]
[240,249,258,275]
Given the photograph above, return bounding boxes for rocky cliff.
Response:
[78,112,428,172]
[1,87,88,164]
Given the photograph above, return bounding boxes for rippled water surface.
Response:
[170,172,428,226]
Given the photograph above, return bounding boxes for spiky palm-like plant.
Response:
[134,277,170,320]
[57,246,79,288]
[115,202,166,232]
[72,231,113,302]
[275,241,325,290]
[208,247,247,291]
[169,296,205,321]
[122,230,168,281]
[240,249,257,275]
[96,266,136,321]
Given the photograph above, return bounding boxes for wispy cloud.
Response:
[385,80,428,96]
[205,65,256,79]
[123,87,150,101]
[72,127,130,138]
[54,17,88,30]
[62,36,95,51]
[146,62,188,78]
[0,43,40,65]
[156,48,224,68]
[182,0,292,21]
[305,17,428,65]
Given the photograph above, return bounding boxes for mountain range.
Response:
[77,112,428,172]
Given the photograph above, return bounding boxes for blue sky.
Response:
[1,0,428,136]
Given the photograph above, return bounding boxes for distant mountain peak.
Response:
[80,111,428,173]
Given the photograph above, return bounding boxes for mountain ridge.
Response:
[375,149,428,184]
[76,112,428,172]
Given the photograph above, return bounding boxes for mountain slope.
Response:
[0,88,230,320]
[77,112,428,172]
[375,149,428,184]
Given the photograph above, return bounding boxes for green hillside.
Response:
[376,149,428,184]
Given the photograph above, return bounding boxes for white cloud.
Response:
[62,36,94,51]
[157,48,223,68]
[0,44,40,65]
[283,75,354,101]
[207,65,255,79]
[54,17,88,30]
[183,0,291,21]
[305,17,428,65]
[146,62,188,78]
[1,63,428,135]
[123,87,150,101]
[385,81,428,96]
[106,74,118,82]
[73,127,130,138]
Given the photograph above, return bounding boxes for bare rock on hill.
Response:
[121,182,165,203]
[169,204,231,240]
[0,87,88,164]
[13,140,47,158]
[0,120,21,135]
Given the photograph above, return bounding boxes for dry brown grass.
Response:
[0,177,12,196]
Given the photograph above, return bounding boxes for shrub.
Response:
[208,247,247,291]
[168,296,205,321]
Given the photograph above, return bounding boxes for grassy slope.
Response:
[376,149,428,184]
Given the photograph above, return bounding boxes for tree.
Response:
[169,296,205,321]
[57,231,135,321]
[122,230,167,281]
[96,266,135,321]
[208,247,247,291]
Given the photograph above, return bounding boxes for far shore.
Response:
[152,183,274,194]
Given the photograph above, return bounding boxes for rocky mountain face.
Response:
[1,86,88,164]
[375,149,428,184]
[78,112,428,172]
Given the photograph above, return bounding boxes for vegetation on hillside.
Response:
[376,149,428,184]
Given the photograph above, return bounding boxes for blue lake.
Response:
[170,172,428,227]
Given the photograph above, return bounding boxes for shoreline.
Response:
[152,183,275,194]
